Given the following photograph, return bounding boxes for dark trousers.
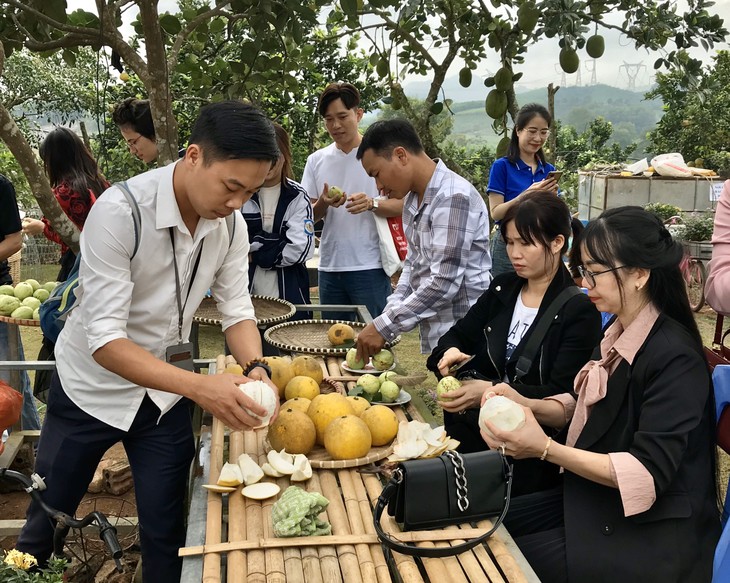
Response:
[504,486,568,583]
[17,372,196,583]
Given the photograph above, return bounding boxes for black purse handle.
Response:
[514,286,581,382]
[372,453,513,558]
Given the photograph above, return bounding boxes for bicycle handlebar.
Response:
[0,468,124,572]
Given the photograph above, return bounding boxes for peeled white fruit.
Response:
[241,482,280,500]
[290,454,313,482]
[478,395,526,439]
[238,453,264,486]
[262,462,283,478]
[267,449,296,475]
[238,380,278,427]
[217,462,244,487]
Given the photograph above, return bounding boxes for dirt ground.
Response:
[1,443,141,581]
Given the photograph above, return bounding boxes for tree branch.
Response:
[365,7,439,70]
[0,0,98,36]
[168,2,231,69]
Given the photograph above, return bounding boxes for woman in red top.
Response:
[22,127,109,281]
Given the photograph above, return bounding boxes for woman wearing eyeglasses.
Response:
[482,206,720,582]
[487,103,559,277]
[112,97,159,164]
[427,191,602,496]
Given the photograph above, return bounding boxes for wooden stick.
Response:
[202,355,227,583]
[318,469,364,583]
[307,470,341,583]
[447,525,494,583]
[479,520,528,583]
[470,539,506,583]
[337,470,379,583]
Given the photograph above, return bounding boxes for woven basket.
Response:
[8,250,20,285]
[193,295,296,326]
[264,319,401,355]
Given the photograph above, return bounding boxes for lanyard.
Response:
[169,227,203,344]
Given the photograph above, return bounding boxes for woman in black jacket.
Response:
[427,191,602,495]
[482,206,720,582]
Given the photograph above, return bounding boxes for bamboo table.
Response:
[180,355,540,583]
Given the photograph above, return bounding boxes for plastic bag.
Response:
[650,153,693,178]
[0,379,23,453]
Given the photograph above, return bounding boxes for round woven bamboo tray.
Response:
[193,295,295,326]
[264,438,394,469]
[0,315,40,327]
[264,319,401,355]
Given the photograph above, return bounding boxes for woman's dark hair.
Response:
[582,206,703,348]
[272,122,293,181]
[500,191,577,273]
[189,101,279,165]
[39,127,108,201]
[356,118,424,160]
[318,82,361,117]
[568,217,586,279]
[111,97,155,140]
[506,103,551,164]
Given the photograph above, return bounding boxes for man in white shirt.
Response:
[355,119,492,357]
[301,82,404,320]
[17,102,281,581]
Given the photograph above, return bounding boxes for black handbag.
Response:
[373,450,513,557]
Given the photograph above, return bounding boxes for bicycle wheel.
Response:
[686,259,706,312]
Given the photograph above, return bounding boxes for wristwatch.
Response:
[243,360,272,379]
[370,198,379,211]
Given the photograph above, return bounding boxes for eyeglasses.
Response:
[578,265,626,288]
[125,135,144,150]
[522,127,550,139]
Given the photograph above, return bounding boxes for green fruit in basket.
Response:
[13,282,33,300]
[345,347,365,370]
[43,281,58,293]
[33,308,40,320]
[357,373,381,395]
[379,380,400,403]
[22,297,41,311]
[371,349,394,371]
[24,279,40,291]
[33,288,50,302]
[0,284,14,296]
[10,306,34,320]
[0,295,21,316]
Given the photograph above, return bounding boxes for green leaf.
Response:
[159,14,182,35]
[431,102,444,114]
[341,0,358,17]
[209,18,226,33]
[62,49,76,67]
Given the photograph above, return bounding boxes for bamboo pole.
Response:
[245,429,267,583]
[349,470,394,583]
[447,526,492,583]
[226,429,246,583]
[337,470,379,583]
[202,355,228,583]
[318,469,364,583]
[307,471,342,583]
[259,429,287,583]
[479,520,528,583]
[361,473,424,583]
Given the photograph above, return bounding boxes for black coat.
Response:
[427,264,602,495]
[564,314,720,582]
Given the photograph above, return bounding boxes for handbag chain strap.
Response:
[444,451,469,512]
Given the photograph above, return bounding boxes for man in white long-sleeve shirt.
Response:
[17,102,281,582]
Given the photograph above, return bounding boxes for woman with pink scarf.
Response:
[482,206,720,583]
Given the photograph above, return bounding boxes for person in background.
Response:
[301,82,404,321]
[241,123,315,312]
[16,101,281,581]
[705,179,730,313]
[427,192,601,496]
[483,206,719,582]
[21,127,108,281]
[0,174,41,431]
[355,119,492,358]
[112,97,159,164]
[487,103,559,277]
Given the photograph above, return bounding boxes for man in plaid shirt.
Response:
[355,119,492,358]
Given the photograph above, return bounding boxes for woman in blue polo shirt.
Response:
[487,103,559,276]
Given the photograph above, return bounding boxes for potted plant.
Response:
[0,551,66,582]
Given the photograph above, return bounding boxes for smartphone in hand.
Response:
[546,170,563,182]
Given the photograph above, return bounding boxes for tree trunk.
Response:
[547,83,560,164]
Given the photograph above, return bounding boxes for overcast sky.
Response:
[68,0,729,92]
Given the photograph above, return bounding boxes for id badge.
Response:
[165,342,195,372]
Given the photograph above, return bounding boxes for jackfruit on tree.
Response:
[559,47,580,74]
[485,90,508,119]
[585,35,605,59]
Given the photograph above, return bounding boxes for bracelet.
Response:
[242,359,272,379]
[539,437,552,461]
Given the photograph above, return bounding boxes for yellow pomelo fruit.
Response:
[224,364,244,376]
[347,395,371,417]
[263,356,295,398]
[360,405,399,446]
[290,355,324,385]
[307,393,355,446]
[267,408,317,455]
[281,397,312,414]
[285,376,320,401]
[327,323,355,346]
[324,415,372,460]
